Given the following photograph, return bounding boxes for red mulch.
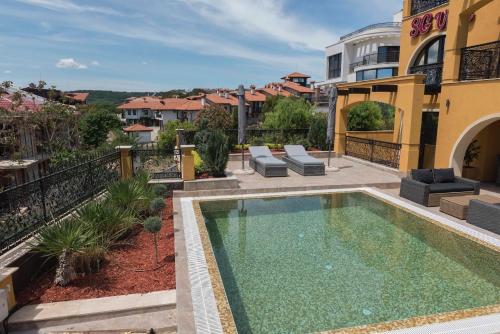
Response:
[17,198,176,305]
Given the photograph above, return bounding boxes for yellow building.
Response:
[334,0,500,182]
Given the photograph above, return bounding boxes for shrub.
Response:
[263,97,313,129]
[152,184,169,197]
[107,176,153,216]
[202,131,230,177]
[193,150,205,174]
[158,120,196,151]
[308,113,328,150]
[144,216,162,264]
[347,102,383,131]
[195,104,232,130]
[287,135,310,150]
[79,107,122,148]
[249,136,265,146]
[150,197,166,216]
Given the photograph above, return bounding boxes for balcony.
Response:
[340,22,401,41]
[349,50,400,73]
[459,41,500,81]
[410,0,449,16]
[409,63,443,93]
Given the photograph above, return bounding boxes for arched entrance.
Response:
[450,113,500,181]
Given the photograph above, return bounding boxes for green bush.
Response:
[158,120,196,151]
[149,197,166,216]
[79,107,122,148]
[152,184,168,197]
[195,104,233,130]
[249,136,265,146]
[263,97,313,129]
[201,131,229,177]
[144,216,162,264]
[287,135,310,150]
[347,102,384,131]
[308,113,328,150]
[193,150,205,174]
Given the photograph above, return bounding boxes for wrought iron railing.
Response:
[409,63,443,91]
[345,136,401,169]
[132,142,181,180]
[349,51,400,73]
[0,150,121,255]
[459,41,500,81]
[340,22,401,41]
[410,0,449,15]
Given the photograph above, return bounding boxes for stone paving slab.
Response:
[8,290,175,331]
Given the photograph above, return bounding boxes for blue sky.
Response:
[0,0,402,91]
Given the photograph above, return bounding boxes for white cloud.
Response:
[183,0,337,50]
[17,0,124,16]
[91,60,100,66]
[141,61,148,65]
[56,58,87,69]
[4,70,12,74]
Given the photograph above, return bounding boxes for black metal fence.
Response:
[459,41,500,81]
[345,136,401,169]
[410,0,448,15]
[409,63,443,92]
[132,142,181,179]
[181,128,312,148]
[0,151,121,255]
[349,50,400,73]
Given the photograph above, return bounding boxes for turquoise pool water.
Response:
[200,192,500,333]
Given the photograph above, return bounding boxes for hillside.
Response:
[71,89,208,105]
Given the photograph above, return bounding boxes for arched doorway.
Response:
[450,114,500,182]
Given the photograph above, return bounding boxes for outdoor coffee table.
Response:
[440,194,500,220]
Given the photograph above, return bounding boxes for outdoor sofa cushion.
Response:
[288,155,323,166]
[433,168,455,183]
[428,182,475,193]
[411,169,434,184]
[255,156,287,167]
[284,145,308,157]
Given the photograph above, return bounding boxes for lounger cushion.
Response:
[289,155,323,166]
[411,169,434,184]
[433,168,455,183]
[249,146,272,158]
[284,145,308,157]
[428,182,475,193]
[255,156,286,167]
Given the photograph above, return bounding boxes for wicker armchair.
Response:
[400,168,480,207]
[467,200,500,235]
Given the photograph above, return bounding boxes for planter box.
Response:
[183,176,239,191]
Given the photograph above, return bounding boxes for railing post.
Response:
[39,178,47,222]
[180,144,195,181]
[116,146,133,180]
[369,139,374,163]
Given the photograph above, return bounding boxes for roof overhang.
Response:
[372,84,398,92]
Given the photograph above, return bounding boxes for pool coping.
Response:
[180,187,500,334]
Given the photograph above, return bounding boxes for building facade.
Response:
[332,0,500,182]
[319,12,402,86]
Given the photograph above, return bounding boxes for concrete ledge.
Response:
[183,176,239,191]
[228,151,338,161]
[8,290,175,331]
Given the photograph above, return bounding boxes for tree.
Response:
[308,112,328,150]
[379,103,395,130]
[347,102,383,131]
[263,97,313,129]
[79,104,122,148]
[158,120,196,151]
[262,95,283,115]
[195,104,232,130]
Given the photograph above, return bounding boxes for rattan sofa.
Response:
[282,145,325,176]
[467,200,500,235]
[400,168,480,207]
[249,146,287,177]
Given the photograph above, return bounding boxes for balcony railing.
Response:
[459,41,500,81]
[340,22,401,41]
[349,51,400,73]
[411,0,449,16]
[409,63,443,93]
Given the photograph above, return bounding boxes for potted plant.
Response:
[462,139,480,179]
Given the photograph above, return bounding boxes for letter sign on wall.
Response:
[410,10,448,38]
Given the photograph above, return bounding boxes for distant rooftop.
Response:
[339,22,401,41]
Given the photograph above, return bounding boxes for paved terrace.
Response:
[226,156,401,191]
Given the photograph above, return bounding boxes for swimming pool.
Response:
[186,189,500,333]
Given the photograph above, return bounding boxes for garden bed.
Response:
[16,197,175,305]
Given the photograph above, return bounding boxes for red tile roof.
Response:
[0,93,44,112]
[205,93,239,106]
[258,87,293,97]
[244,91,267,102]
[281,72,310,79]
[123,124,153,132]
[117,96,203,111]
[66,92,89,102]
[282,81,314,94]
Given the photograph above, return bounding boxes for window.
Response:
[328,53,342,79]
[127,110,132,115]
[132,110,137,116]
[414,36,445,66]
[377,46,400,63]
[356,67,398,81]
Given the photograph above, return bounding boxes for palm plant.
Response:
[107,178,151,215]
[152,184,168,197]
[32,218,101,286]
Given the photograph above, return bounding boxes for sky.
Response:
[0,0,402,92]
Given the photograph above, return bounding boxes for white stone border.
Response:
[181,187,500,334]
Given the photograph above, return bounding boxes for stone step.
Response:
[8,290,176,333]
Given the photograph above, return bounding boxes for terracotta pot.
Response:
[462,166,480,180]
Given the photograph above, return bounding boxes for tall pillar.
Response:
[334,95,348,155]
[0,267,18,311]
[116,145,133,180]
[180,144,195,181]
